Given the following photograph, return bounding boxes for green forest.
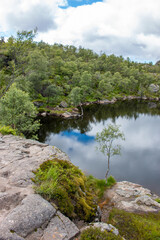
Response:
[0,30,160,136]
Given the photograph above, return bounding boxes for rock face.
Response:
[0,134,79,240]
[101,181,160,222]
[148,84,159,93]
[59,101,68,108]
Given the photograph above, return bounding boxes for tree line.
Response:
[0,30,160,136]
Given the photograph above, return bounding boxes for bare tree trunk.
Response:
[105,157,110,182]
[80,103,83,117]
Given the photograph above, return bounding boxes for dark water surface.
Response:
[38,100,160,195]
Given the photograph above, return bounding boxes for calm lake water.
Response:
[38,100,160,195]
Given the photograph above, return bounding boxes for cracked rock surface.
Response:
[101,181,160,222]
[0,134,79,240]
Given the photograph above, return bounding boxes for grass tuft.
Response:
[108,208,160,240]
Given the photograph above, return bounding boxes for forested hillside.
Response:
[0,30,160,108]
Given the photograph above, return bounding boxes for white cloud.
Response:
[1,0,160,62]
[0,0,67,32]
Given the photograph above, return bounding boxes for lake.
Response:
[38,100,160,195]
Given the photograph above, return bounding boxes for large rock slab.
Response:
[0,134,79,240]
[1,194,56,237]
[0,229,25,240]
[41,211,79,240]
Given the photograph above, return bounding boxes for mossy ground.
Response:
[80,227,122,240]
[108,208,160,240]
[33,158,113,221]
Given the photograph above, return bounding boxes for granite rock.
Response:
[41,211,79,240]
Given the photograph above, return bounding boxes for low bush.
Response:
[0,125,17,135]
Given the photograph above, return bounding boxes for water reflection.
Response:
[39,101,160,195]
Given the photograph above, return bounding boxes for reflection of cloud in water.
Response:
[45,114,160,195]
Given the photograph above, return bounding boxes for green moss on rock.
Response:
[32,158,97,221]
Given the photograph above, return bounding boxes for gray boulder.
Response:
[1,194,56,238]
[91,222,119,236]
[148,84,159,93]
[59,101,68,108]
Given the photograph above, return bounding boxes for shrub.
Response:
[0,125,17,135]
[80,227,122,240]
[32,159,97,221]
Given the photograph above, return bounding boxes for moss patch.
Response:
[108,208,160,240]
[80,227,122,240]
[32,158,98,221]
[155,198,160,204]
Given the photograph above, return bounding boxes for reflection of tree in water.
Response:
[38,100,160,143]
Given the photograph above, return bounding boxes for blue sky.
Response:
[0,0,160,63]
[62,0,103,8]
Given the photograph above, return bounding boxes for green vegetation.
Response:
[0,30,160,136]
[33,158,105,221]
[106,175,116,187]
[0,125,17,135]
[96,124,125,181]
[0,84,40,137]
[32,158,116,221]
[80,227,122,240]
[155,198,160,204]
[0,30,160,120]
[86,175,116,199]
[108,208,160,240]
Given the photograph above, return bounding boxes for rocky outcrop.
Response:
[59,101,68,108]
[1,134,160,239]
[101,181,160,222]
[0,134,79,240]
[148,84,159,93]
[39,96,160,119]
[39,106,80,119]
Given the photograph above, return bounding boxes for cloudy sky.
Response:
[0,0,160,63]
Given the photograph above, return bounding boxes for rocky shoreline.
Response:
[39,95,160,119]
[0,134,160,240]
